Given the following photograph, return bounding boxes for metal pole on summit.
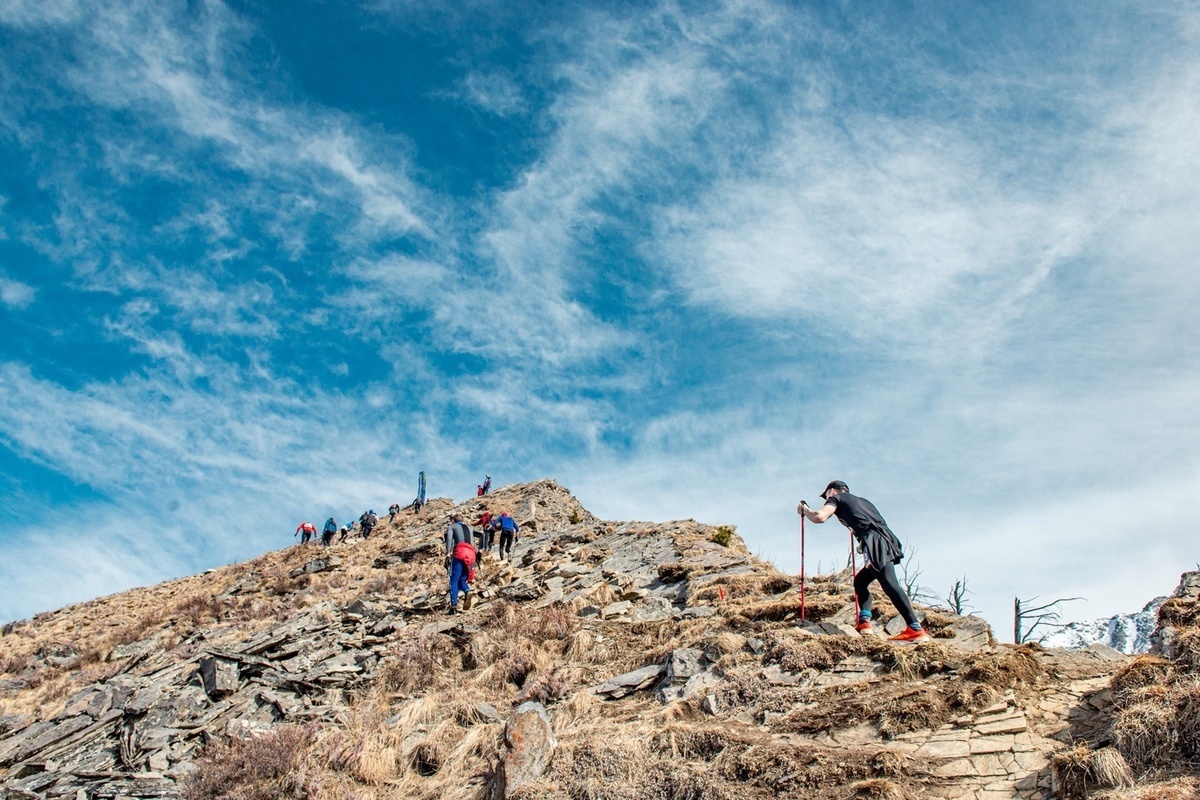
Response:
[799,514,807,621]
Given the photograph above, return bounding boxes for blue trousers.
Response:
[449,558,471,606]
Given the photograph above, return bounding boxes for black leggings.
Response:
[854,562,919,627]
[498,530,514,559]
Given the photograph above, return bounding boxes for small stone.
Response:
[975,715,1027,736]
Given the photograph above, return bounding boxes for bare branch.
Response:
[946,576,975,615]
[1014,595,1084,644]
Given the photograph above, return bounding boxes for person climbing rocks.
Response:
[294,521,316,544]
[360,510,377,539]
[322,517,337,547]
[798,481,931,643]
[496,511,519,561]
[388,503,401,523]
[475,510,495,554]
[338,522,354,543]
[481,474,492,495]
[444,513,477,613]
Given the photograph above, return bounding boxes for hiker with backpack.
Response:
[475,510,495,554]
[388,503,401,523]
[322,518,337,547]
[294,521,316,544]
[496,511,519,561]
[798,481,931,643]
[444,513,477,613]
[360,510,377,539]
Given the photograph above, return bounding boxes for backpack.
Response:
[453,541,477,568]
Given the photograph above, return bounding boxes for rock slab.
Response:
[491,701,556,799]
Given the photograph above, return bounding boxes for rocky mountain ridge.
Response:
[1041,599,1164,655]
[1,480,1198,800]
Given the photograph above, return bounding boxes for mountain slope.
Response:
[1,480,1198,800]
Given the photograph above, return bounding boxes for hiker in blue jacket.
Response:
[496,512,519,561]
[799,481,931,643]
[322,518,337,547]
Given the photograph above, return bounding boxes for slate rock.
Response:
[290,557,337,577]
[198,656,241,698]
[629,596,675,622]
[110,635,161,661]
[594,664,665,699]
[490,701,556,800]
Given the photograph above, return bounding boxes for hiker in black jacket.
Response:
[360,510,377,538]
[799,481,930,643]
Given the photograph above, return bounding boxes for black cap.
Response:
[821,480,849,500]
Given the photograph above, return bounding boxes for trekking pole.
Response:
[799,513,807,621]
[849,530,860,621]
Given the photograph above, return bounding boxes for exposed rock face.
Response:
[0,479,1176,800]
[491,702,556,799]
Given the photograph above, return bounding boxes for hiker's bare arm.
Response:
[798,502,837,523]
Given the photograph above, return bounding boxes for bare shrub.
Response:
[838,778,913,800]
[1111,655,1174,709]
[518,666,571,705]
[1052,745,1093,800]
[1090,747,1135,790]
[1172,680,1200,758]
[958,647,1042,690]
[763,630,865,672]
[877,685,950,737]
[1157,597,1200,628]
[0,653,32,674]
[1169,628,1200,671]
[1112,701,1179,774]
[184,725,314,800]
[374,638,438,694]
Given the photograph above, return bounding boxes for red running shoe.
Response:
[854,619,873,634]
[889,626,931,643]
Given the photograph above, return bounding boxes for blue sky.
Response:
[2,0,1198,638]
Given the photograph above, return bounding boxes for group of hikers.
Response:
[294,476,932,640]
[442,510,521,613]
[293,501,427,548]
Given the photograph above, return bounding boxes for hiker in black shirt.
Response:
[799,480,930,643]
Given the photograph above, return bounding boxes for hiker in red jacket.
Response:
[475,511,495,554]
[444,513,477,613]
[799,481,930,643]
[294,521,316,544]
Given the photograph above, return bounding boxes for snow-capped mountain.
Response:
[1040,596,1164,653]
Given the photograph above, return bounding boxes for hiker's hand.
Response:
[798,501,808,515]
[444,556,451,569]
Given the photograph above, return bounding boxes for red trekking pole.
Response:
[799,513,807,621]
[849,530,860,621]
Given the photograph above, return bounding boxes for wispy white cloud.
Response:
[0,274,35,307]
[457,70,525,117]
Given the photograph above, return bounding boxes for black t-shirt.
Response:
[826,492,890,536]
[826,492,904,567]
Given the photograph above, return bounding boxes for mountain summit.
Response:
[2,480,1198,799]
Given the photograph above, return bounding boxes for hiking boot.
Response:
[888,626,931,644]
[461,592,473,611]
[854,619,873,634]
[447,603,460,615]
